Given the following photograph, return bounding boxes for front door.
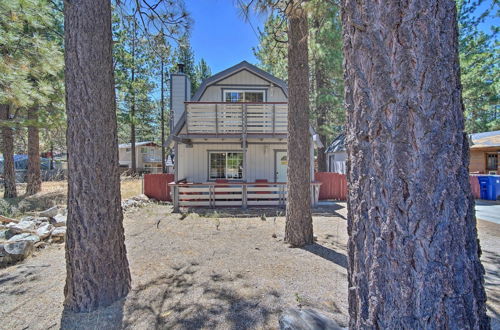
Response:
[275,151,288,182]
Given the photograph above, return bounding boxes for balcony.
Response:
[185,102,288,136]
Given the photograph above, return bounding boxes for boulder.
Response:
[50,214,67,227]
[36,223,54,240]
[6,219,36,234]
[279,308,343,330]
[0,240,34,266]
[39,206,59,218]
[52,226,66,237]
[8,233,40,244]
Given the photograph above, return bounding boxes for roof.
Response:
[325,134,346,153]
[469,130,500,149]
[118,141,159,148]
[192,60,288,101]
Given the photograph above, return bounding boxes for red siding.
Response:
[315,172,348,201]
[469,175,480,199]
[143,173,174,201]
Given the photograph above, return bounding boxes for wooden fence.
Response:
[143,173,174,201]
[469,175,481,199]
[314,172,348,201]
[314,173,481,201]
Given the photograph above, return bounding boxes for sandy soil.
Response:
[0,203,498,330]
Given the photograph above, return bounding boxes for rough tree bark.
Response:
[26,106,42,195]
[64,0,131,312]
[284,5,313,247]
[0,104,17,198]
[343,0,489,328]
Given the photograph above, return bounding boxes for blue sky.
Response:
[185,0,267,73]
[185,0,498,75]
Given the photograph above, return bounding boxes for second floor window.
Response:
[224,90,264,103]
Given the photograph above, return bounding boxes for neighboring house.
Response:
[118,141,162,173]
[325,134,347,174]
[469,130,500,174]
[166,61,323,209]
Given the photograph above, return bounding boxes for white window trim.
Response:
[208,151,244,181]
[223,90,266,103]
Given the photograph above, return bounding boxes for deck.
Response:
[185,102,288,136]
[169,181,321,211]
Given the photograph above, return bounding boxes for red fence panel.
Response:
[469,175,480,199]
[143,173,174,201]
[315,173,480,201]
[314,172,348,201]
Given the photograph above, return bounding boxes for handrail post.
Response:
[242,185,247,209]
[215,104,219,136]
[173,185,179,213]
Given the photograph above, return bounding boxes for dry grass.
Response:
[0,178,143,217]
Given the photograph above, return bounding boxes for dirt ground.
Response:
[0,202,499,330]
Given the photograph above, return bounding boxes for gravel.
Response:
[0,202,498,330]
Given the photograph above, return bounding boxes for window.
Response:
[487,153,498,171]
[209,152,243,180]
[125,148,131,153]
[224,90,264,103]
[141,147,148,154]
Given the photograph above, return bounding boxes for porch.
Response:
[169,181,322,212]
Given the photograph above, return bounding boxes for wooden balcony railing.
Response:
[185,102,288,135]
[168,181,322,211]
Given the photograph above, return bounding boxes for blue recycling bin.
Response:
[478,176,500,200]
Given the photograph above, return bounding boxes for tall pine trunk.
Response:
[161,58,166,173]
[130,20,137,175]
[315,64,328,172]
[284,6,313,247]
[64,0,131,312]
[343,0,489,328]
[0,104,17,198]
[26,106,41,195]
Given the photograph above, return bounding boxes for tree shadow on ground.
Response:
[183,202,346,220]
[123,262,281,329]
[301,243,348,269]
[60,299,125,330]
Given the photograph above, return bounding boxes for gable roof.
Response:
[469,130,500,149]
[191,61,288,101]
[325,134,346,153]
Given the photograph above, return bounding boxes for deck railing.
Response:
[168,181,321,211]
[185,102,288,135]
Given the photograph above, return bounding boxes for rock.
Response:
[50,214,67,227]
[8,233,40,244]
[6,220,36,234]
[39,206,59,218]
[0,215,18,224]
[51,226,66,237]
[0,240,34,266]
[132,194,149,202]
[34,241,48,249]
[279,308,343,330]
[0,229,11,241]
[36,223,54,239]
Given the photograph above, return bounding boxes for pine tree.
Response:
[458,0,499,133]
[344,0,489,326]
[194,58,212,91]
[0,0,64,197]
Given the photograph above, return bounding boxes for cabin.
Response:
[325,134,347,174]
[118,141,163,173]
[469,130,500,174]
[166,61,323,210]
